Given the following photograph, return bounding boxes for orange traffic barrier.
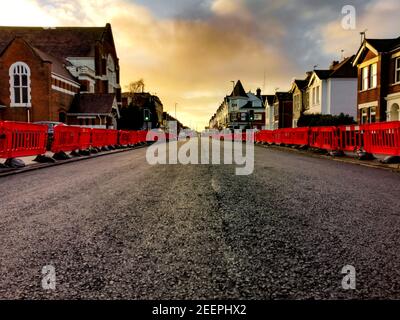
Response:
[338,125,363,152]
[363,121,400,156]
[0,121,47,158]
[51,125,80,153]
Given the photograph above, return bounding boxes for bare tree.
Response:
[126,79,145,96]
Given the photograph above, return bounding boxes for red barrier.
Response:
[118,130,130,145]
[129,131,138,145]
[91,128,109,148]
[105,129,118,147]
[363,121,400,156]
[338,125,363,152]
[79,127,92,150]
[309,127,338,151]
[52,125,80,153]
[137,130,147,143]
[0,121,47,158]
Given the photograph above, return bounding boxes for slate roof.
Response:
[69,93,115,114]
[294,79,309,90]
[367,37,400,52]
[0,25,111,61]
[31,45,77,82]
[313,55,357,80]
[230,80,248,98]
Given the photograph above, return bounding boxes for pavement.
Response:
[0,139,399,299]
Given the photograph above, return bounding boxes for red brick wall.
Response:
[0,38,51,122]
[0,38,77,123]
[356,49,389,123]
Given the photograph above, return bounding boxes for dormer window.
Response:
[9,62,31,107]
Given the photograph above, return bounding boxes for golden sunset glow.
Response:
[1,0,399,129]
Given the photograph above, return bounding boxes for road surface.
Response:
[0,141,399,299]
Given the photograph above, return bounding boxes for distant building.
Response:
[0,24,120,128]
[263,95,275,130]
[273,92,293,129]
[209,80,266,130]
[121,92,163,130]
[289,73,311,128]
[353,36,400,123]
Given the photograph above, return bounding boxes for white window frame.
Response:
[316,86,320,104]
[370,63,377,89]
[9,62,32,107]
[362,66,369,91]
[395,58,400,84]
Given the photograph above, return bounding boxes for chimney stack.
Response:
[330,60,339,70]
[256,88,261,97]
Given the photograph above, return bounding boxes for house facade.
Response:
[353,37,400,123]
[273,92,293,129]
[304,57,357,120]
[289,75,310,128]
[264,95,275,130]
[209,81,265,130]
[0,24,121,128]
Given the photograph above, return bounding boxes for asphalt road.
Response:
[0,140,399,299]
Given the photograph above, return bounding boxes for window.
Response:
[362,66,369,90]
[370,63,377,88]
[316,86,320,104]
[9,62,31,107]
[361,63,377,90]
[370,107,376,123]
[312,88,316,105]
[361,108,368,124]
[396,58,400,83]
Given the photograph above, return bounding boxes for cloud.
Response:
[1,0,399,128]
[320,0,400,57]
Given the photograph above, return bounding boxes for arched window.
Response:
[9,62,31,107]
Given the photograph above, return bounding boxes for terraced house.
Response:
[304,57,357,120]
[0,24,121,128]
[353,36,400,123]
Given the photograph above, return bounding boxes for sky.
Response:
[1,0,400,129]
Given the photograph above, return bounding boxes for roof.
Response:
[312,56,356,80]
[353,37,400,66]
[69,93,115,114]
[31,45,77,82]
[0,37,78,83]
[230,80,248,98]
[275,92,292,101]
[294,79,309,90]
[367,38,400,52]
[313,70,332,80]
[262,95,275,106]
[0,24,113,61]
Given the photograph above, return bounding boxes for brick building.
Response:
[0,24,121,128]
[353,36,400,123]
